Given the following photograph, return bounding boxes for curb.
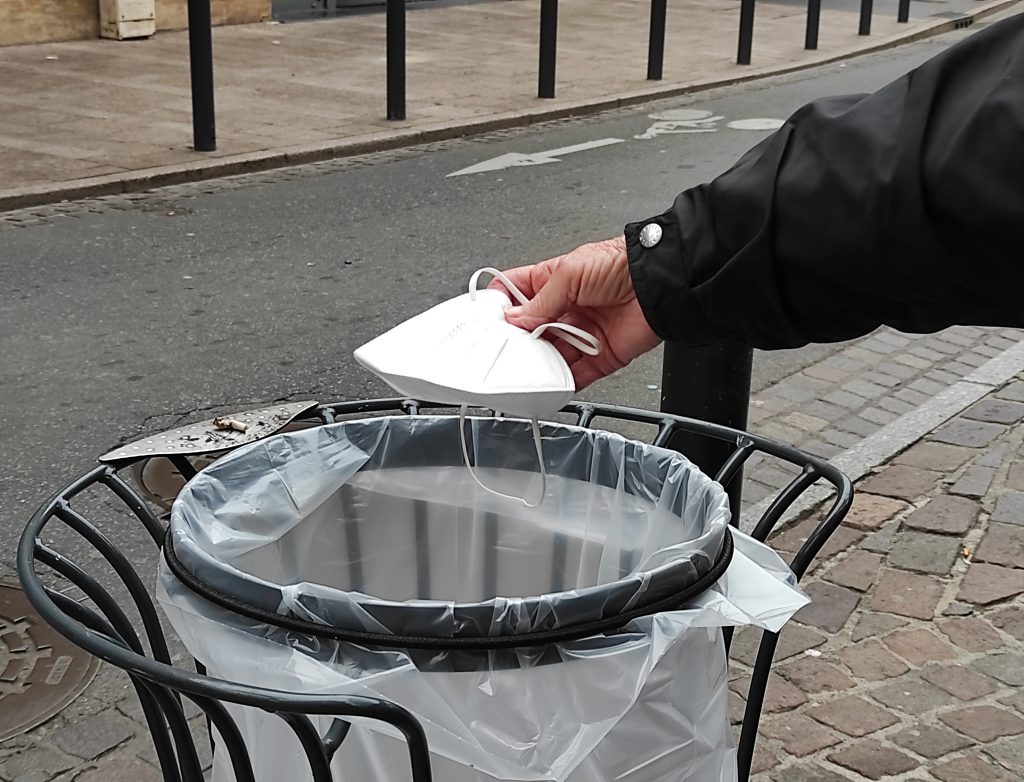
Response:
[1,0,1019,212]
[742,340,1024,533]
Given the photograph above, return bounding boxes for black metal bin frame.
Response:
[18,397,853,782]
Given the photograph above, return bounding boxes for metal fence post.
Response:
[897,0,910,23]
[859,0,873,35]
[186,0,216,152]
[647,0,668,80]
[805,0,821,49]
[737,0,755,65]
[660,342,754,515]
[539,0,558,98]
[387,0,407,120]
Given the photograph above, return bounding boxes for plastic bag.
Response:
[159,416,808,781]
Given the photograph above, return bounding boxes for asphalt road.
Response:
[0,22,984,572]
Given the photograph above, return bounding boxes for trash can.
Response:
[158,414,809,782]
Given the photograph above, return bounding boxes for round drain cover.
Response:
[0,583,100,740]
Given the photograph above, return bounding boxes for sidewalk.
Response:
[0,0,1017,209]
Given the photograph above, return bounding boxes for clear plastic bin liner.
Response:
[159,415,809,781]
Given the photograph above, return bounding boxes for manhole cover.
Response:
[0,582,100,741]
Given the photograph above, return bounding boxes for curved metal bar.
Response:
[45,589,184,782]
[54,503,175,664]
[322,718,353,762]
[21,513,434,779]
[714,436,756,489]
[749,466,820,543]
[139,680,206,782]
[186,694,257,782]
[99,468,168,545]
[35,545,145,655]
[737,630,781,781]
[278,713,334,782]
[789,486,856,581]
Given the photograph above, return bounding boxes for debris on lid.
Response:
[213,417,250,433]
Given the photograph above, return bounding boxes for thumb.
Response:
[505,261,576,330]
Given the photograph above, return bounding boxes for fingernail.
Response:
[506,306,523,318]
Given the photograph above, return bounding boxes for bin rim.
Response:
[163,414,734,650]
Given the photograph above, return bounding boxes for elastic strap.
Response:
[459,405,546,508]
[468,267,601,356]
[530,322,600,356]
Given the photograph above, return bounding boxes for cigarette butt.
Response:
[213,417,249,433]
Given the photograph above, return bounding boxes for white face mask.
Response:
[354,268,601,506]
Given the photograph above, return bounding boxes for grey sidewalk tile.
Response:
[926,368,963,385]
[909,346,948,362]
[874,330,913,348]
[822,428,862,449]
[931,417,1006,448]
[954,464,997,498]
[876,360,919,380]
[909,377,948,396]
[878,396,917,416]
[860,370,903,388]
[888,531,961,574]
[991,492,1024,526]
[892,353,933,370]
[871,673,956,714]
[828,739,918,778]
[996,380,1024,402]
[843,379,888,399]
[860,406,899,426]
[838,415,881,438]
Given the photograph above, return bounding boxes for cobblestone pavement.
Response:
[738,376,1024,780]
[4,324,1024,781]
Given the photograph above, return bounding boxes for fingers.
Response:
[570,357,608,391]
[505,259,578,331]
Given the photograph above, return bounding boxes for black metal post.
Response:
[186,0,216,152]
[387,0,407,120]
[859,0,873,35]
[805,0,821,49]
[737,0,756,65]
[660,342,754,514]
[647,0,668,80]
[539,0,558,99]
[897,0,910,23]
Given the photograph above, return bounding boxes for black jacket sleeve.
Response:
[625,13,1024,350]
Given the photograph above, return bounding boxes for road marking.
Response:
[447,138,623,177]
[727,118,785,131]
[636,109,723,139]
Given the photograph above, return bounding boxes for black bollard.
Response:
[647,0,668,80]
[805,0,821,49]
[737,0,756,65]
[539,0,558,98]
[859,0,873,35]
[660,341,754,516]
[387,0,406,120]
[897,0,910,23]
[186,0,216,152]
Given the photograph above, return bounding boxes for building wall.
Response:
[1,0,270,47]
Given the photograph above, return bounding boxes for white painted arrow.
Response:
[447,138,624,177]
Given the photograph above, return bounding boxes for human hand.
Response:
[492,236,662,389]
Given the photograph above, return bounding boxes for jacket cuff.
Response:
[625,211,716,345]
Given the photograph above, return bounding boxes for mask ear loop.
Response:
[529,322,601,356]
[468,267,531,306]
[459,405,547,508]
